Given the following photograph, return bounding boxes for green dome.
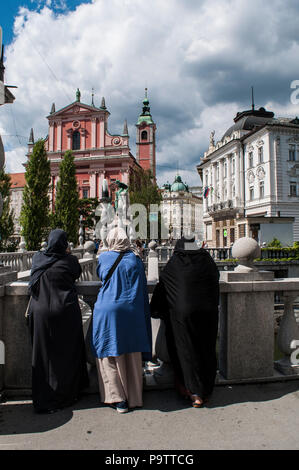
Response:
[171,175,188,192]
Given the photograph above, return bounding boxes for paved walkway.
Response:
[0,380,299,451]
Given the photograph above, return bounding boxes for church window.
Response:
[72,130,80,150]
[248,152,253,168]
[82,188,89,198]
[258,146,264,163]
[231,158,235,175]
[289,145,296,161]
[290,182,297,197]
[141,130,148,140]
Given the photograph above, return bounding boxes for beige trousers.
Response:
[96,352,143,408]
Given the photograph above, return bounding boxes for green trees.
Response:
[53,150,79,244]
[20,139,51,250]
[78,197,99,233]
[0,168,16,251]
[129,168,161,208]
[129,168,167,240]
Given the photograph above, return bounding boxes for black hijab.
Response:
[173,236,200,254]
[29,229,69,296]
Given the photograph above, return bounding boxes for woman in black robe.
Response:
[28,229,89,413]
[150,237,219,407]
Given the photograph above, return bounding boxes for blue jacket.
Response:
[92,250,152,361]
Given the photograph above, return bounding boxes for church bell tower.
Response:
[136,89,156,178]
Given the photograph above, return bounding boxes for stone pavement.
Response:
[0,379,299,451]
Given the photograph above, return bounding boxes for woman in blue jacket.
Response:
[92,227,152,413]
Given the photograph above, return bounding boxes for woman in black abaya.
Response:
[150,237,219,407]
[28,229,89,413]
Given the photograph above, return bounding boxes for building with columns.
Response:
[197,105,299,248]
[161,175,203,241]
[26,89,157,208]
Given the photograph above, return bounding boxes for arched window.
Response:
[72,130,80,150]
[141,130,147,140]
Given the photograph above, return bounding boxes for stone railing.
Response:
[0,242,87,272]
[0,251,35,272]
[1,236,299,397]
[0,275,299,397]
[0,242,97,282]
[143,245,233,263]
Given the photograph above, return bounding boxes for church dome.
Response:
[171,175,188,192]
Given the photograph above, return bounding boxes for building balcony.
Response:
[207,199,238,217]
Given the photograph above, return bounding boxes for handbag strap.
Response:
[103,251,126,285]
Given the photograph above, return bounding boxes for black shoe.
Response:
[113,400,128,413]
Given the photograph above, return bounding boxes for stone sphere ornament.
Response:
[232,237,261,272]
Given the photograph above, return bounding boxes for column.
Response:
[98,170,105,198]
[121,169,129,185]
[204,169,209,213]
[49,122,54,152]
[219,159,224,201]
[212,164,217,204]
[239,146,244,206]
[56,120,62,151]
[91,117,97,148]
[66,129,72,150]
[235,149,240,206]
[99,117,105,148]
[227,155,232,200]
[89,172,97,198]
[80,128,86,150]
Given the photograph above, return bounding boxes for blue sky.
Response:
[1,0,299,186]
[1,1,91,44]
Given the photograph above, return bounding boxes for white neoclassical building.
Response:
[197,105,299,248]
[161,175,203,241]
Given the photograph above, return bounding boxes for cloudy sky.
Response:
[1,0,299,187]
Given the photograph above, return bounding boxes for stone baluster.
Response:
[79,215,84,247]
[147,240,159,282]
[18,241,27,271]
[83,241,96,280]
[275,291,299,375]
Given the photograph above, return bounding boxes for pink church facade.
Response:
[26,89,156,207]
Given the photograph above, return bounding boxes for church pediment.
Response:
[47,102,107,119]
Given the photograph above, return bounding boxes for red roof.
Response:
[9,173,26,188]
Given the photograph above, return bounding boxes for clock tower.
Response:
[136,89,156,178]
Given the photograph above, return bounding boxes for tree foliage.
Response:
[0,168,16,251]
[20,139,51,250]
[129,168,161,208]
[129,168,167,240]
[267,237,282,248]
[53,150,79,244]
[78,197,99,231]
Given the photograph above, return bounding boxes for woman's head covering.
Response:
[29,229,69,296]
[106,226,140,257]
[45,228,68,255]
[106,227,131,252]
[174,236,200,253]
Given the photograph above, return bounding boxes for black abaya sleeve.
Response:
[150,281,169,320]
[68,255,82,280]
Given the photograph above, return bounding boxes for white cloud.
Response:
[1,0,299,186]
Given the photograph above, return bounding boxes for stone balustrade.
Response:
[0,251,35,272]
[1,275,299,397]
[0,237,299,398]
